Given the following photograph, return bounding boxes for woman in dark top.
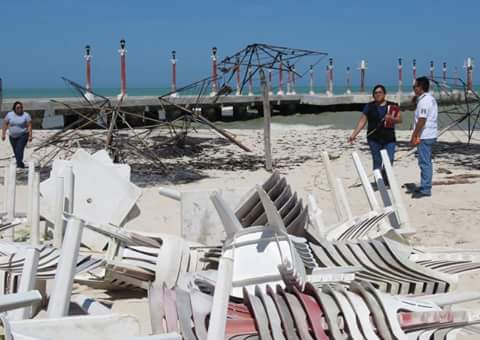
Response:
[348,85,402,181]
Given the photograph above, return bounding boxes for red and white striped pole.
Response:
[412,59,417,84]
[85,45,92,92]
[247,66,254,96]
[360,60,367,93]
[309,65,315,95]
[211,47,218,96]
[466,57,474,91]
[345,66,351,94]
[277,55,284,95]
[235,57,241,96]
[429,61,434,80]
[84,45,94,101]
[171,50,177,96]
[397,58,403,94]
[118,39,127,99]
[286,62,292,95]
[411,59,417,94]
[442,62,447,83]
[327,58,334,96]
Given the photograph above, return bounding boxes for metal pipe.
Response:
[345,66,351,94]
[360,60,367,93]
[119,39,127,97]
[398,58,403,93]
[412,59,417,84]
[85,45,92,91]
[211,47,218,95]
[171,50,177,96]
[327,58,334,96]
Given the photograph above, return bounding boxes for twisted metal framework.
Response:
[430,77,480,143]
[34,78,182,171]
[35,44,328,174]
[159,43,328,100]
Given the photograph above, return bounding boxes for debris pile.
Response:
[0,148,479,339]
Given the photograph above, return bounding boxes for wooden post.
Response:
[259,69,273,171]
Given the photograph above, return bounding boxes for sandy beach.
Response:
[1,112,479,337]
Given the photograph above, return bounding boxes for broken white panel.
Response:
[73,149,131,180]
[40,149,141,251]
[10,314,140,340]
[91,150,113,164]
[70,149,141,226]
[180,189,245,245]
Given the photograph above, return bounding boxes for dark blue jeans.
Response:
[417,138,436,195]
[9,133,28,168]
[367,139,395,184]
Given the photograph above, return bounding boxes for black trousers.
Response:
[9,133,28,168]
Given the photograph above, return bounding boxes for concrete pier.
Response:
[1,91,464,128]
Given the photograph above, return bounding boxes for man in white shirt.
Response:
[410,76,438,198]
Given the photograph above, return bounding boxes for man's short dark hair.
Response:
[415,76,430,92]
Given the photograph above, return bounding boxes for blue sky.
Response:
[2,0,478,88]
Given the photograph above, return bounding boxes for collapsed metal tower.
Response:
[431,77,480,143]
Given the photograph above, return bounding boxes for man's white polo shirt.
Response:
[414,92,438,139]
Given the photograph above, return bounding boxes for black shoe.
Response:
[412,191,431,199]
[403,183,418,194]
